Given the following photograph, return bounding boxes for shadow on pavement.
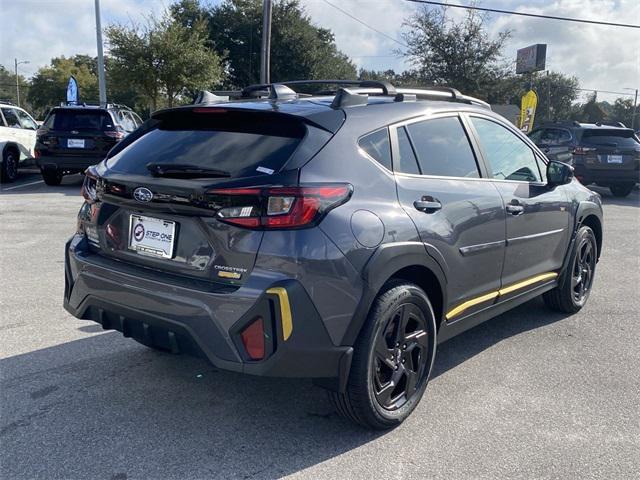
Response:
[1,296,571,479]
[0,171,83,196]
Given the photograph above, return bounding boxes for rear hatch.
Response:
[80,106,339,287]
[38,108,120,158]
[578,128,640,171]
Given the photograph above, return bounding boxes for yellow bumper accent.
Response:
[446,272,559,321]
[266,287,293,341]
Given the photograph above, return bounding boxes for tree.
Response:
[610,97,636,128]
[358,68,422,87]
[208,0,356,88]
[400,5,510,97]
[27,56,99,117]
[106,9,224,112]
[0,65,28,107]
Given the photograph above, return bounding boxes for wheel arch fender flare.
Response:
[341,241,448,347]
[575,200,603,258]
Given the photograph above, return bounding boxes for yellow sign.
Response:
[519,90,538,133]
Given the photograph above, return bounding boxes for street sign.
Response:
[516,44,547,74]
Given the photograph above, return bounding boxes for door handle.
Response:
[505,202,525,215]
[414,197,442,213]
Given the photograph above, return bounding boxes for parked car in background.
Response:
[35,103,142,185]
[0,101,39,183]
[64,80,603,429]
[529,121,640,197]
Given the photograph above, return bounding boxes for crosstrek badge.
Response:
[214,265,247,279]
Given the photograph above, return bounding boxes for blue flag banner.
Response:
[66,76,79,104]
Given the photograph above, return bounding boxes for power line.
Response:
[577,88,636,96]
[320,0,408,47]
[404,0,640,29]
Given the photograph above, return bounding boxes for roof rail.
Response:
[0,99,17,106]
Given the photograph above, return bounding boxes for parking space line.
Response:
[1,180,45,191]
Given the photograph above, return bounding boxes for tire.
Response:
[1,148,19,183]
[329,281,437,430]
[543,226,597,313]
[42,169,63,186]
[609,183,635,197]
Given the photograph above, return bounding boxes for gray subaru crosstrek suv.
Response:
[64,80,603,429]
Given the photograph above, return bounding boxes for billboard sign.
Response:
[516,44,547,74]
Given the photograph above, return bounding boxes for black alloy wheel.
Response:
[1,149,18,183]
[571,234,596,304]
[373,303,431,411]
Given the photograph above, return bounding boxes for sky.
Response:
[1,0,638,102]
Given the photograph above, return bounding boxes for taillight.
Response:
[206,184,353,230]
[104,127,125,140]
[240,317,265,360]
[573,146,597,155]
[81,166,99,202]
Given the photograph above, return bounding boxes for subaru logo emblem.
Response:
[133,187,153,203]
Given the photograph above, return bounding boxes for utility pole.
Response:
[260,0,273,84]
[632,89,638,130]
[95,0,107,105]
[14,58,29,107]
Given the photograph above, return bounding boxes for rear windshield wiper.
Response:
[146,163,231,178]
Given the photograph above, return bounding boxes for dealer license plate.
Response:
[67,139,85,148]
[607,155,623,164]
[128,214,176,259]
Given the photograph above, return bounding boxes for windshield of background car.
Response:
[49,109,114,131]
[106,110,306,178]
[581,129,639,148]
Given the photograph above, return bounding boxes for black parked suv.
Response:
[36,103,142,185]
[64,80,603,429]
[529,121,640,197]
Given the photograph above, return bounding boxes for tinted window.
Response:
[471,117,542,182]
[582,129,639,148]
[107,113,304,178]
[406,117,479,178]
[2,108,21,128]
[358,128,392,170]
[16,109,38,130]
[396,126,420,174]
[535,128,572,145]
[51,109,114,131]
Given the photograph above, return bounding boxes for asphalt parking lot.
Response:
[1,171,639,479]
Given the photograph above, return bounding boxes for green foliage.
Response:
[106,9,224,111]
[0,65,28,107]
[208,0,356,88]
[401,6,510,97]
[27,56,99,117]
[357,68,422,87]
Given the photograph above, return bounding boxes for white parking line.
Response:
[1,179,44,191]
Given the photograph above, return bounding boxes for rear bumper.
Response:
[38,155,103,172]
[574,164,640,185]
[64,234,352,381]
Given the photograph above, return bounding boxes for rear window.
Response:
[49,109,113,131]
[106,110,305,178]
[581,129,639,148]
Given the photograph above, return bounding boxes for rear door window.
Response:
[406,116,480,178]
[581,129,639,148]
[51,110,113,131]
[1,108,21,128]
[106,111,306,178]
[358,128,392,170]
[15,109,38,130]
[395,126,420,175]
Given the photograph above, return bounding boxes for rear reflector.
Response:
[206,184,353,230]
[240,317,265,360]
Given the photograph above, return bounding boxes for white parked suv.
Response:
[1,102,39,182]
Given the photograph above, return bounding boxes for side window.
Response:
[395,126,420,175]
[528,129,544,143]
[117,110,136,132]
[536,155,548,183]
[2,108,22,128]
[358,128,392,170]
[470,117,542,183]
[130,112,143,127]
[406,116,479,178]
[16,109,38,130]
[557,129,572,143]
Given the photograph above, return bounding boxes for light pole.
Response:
[14,58,29,107]
[94,0,107,105]
[260,0,272,84]
[624,88,638,130]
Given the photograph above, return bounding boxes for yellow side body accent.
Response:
[446,272,559,321]
[266,287,293,341]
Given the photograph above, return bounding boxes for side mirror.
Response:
[547,160,574,187]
